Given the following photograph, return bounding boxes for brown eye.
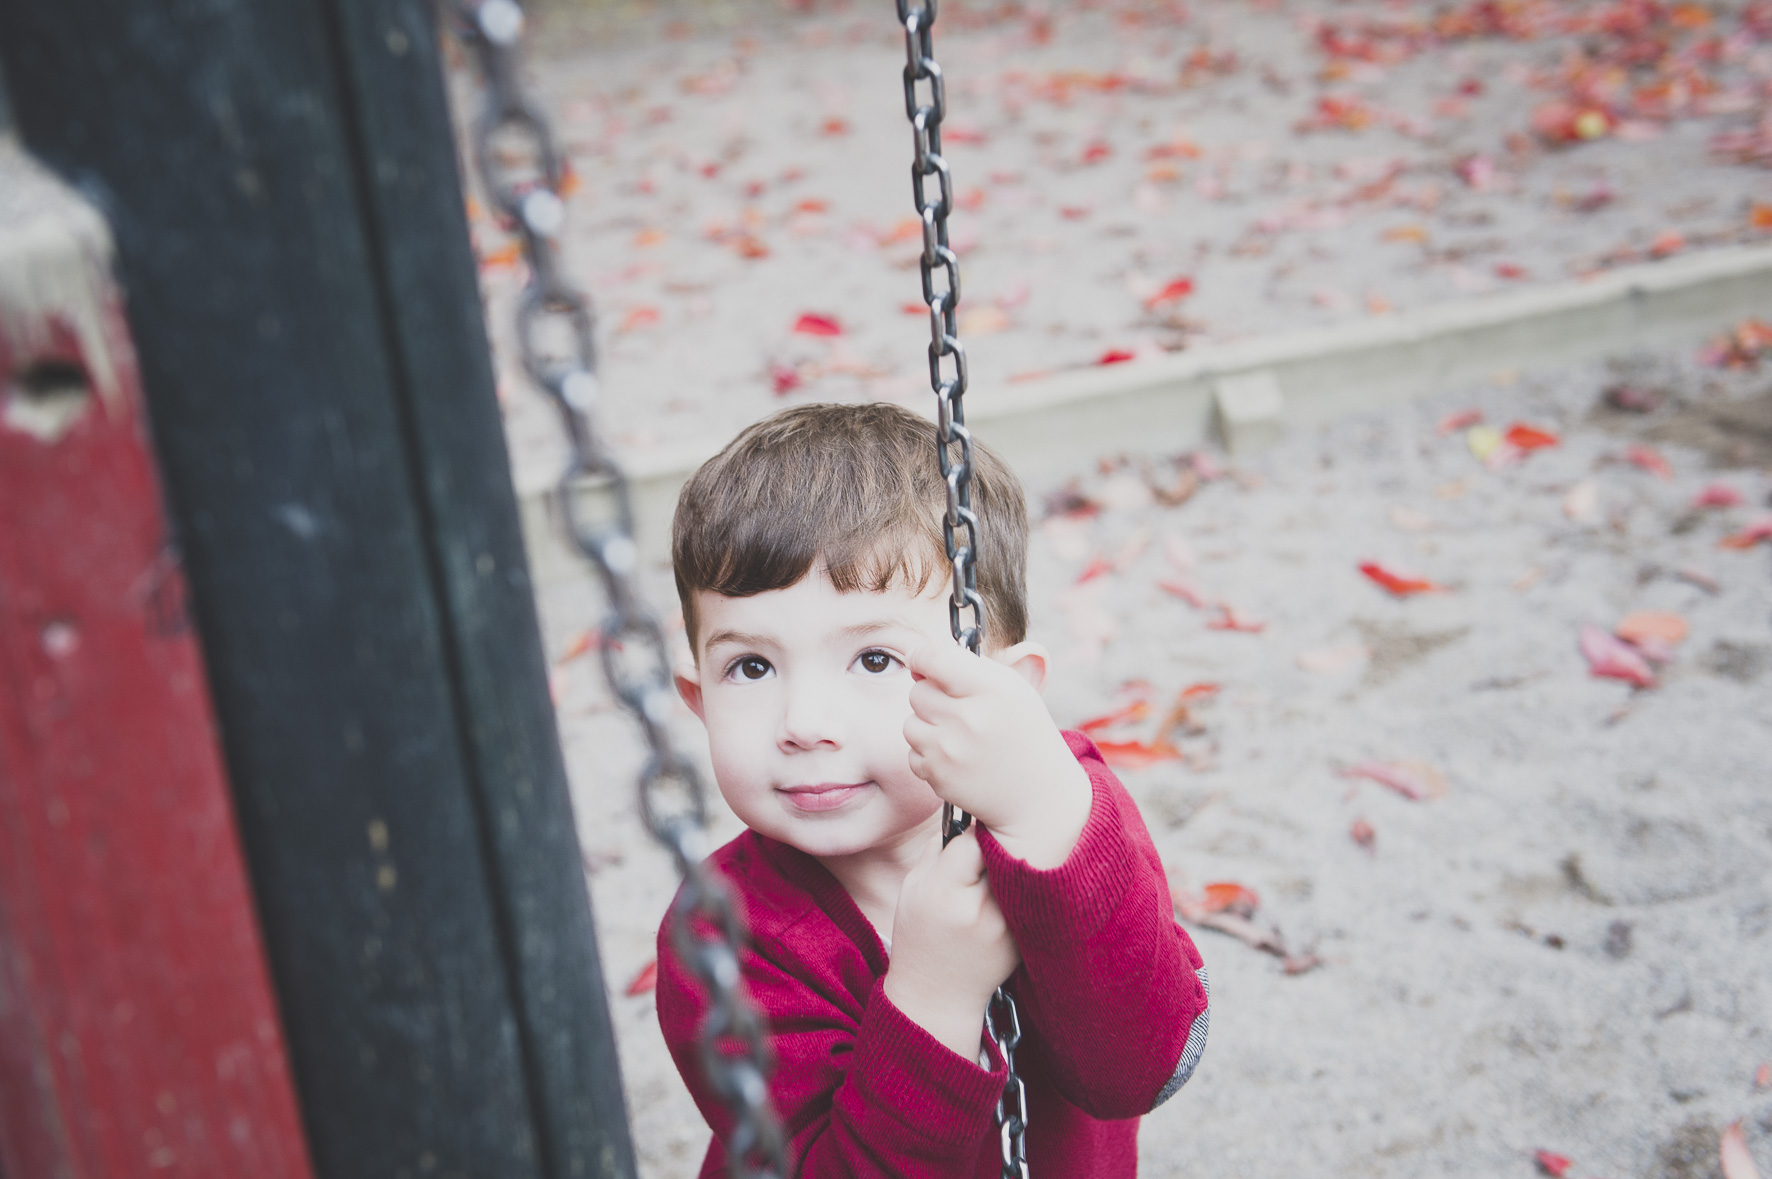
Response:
[859,651,892,674]
[739,657,771,680]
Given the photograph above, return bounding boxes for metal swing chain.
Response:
[895,2,1029,1175]
[453,4,787,1176]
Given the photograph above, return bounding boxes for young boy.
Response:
[657,402,1209,1177]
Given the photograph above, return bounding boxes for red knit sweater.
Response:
[656,731,1209,1177]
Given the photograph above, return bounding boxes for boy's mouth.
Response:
[777,782,871,812]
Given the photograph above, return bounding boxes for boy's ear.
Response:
[674,658,706,721]
[990,640,1051,692]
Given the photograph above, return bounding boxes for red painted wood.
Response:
[0,289,316,1175]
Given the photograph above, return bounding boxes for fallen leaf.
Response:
[1720,515,1772,549]
[1383,223,1429,243]
[1199,882,1261,917]
[1350,818,1376,851]
[625,959,658,996]
[732,235,770,259]
[1604,384,1664,412]
[1143,276,1196,308]
[1078,699,1151,735]
[820,116,850,135]
[1076,554,1114,583]
[1207,603,1266,633]
[1097,348,1138,365]
[1505,423,1560,451]
[770,363,804,395]
[1494,261,1530,280]
[555,627,603,665]
[1755,1061,1771,1090]
[1158,576,1208,608]
[1359,561,1450,596]
[632,227,668,248]
[960,304,1013,335]
[1297,643,1369,673]
[1616,611,1688,647]
[619,306,661,333]
[1467,424,1505,460]
[1564,479,1600,522]
[1343,760,1448,801]
[1438,408,1484,434]
[478,241,521,270]
[1580,623,1656,688]
[1095,739,1183,769]
[1722,1121,1762,1179]
[1388,505,1435,532]
[793,312,843,336]
[1693,482,1744,508]
[1624,443,1673,479]
[1081,139,1114,164]
[1753,203,1772,231]
[1534,1150,1574,1178]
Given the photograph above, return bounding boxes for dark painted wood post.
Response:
[0,2,639,1177]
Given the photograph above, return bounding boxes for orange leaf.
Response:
[1095,739,1182,769]
[1720,515,1772,550]
[732,235,770,259]
[1752,203,1772,230]
[619,306,661,333]
[1076,554,1114,584]
[1343,760,1447,801]
[625,959,658,996]
[1504,423,1559,450]
[1078,699,1151,735]
[1615,610,1688,646]
[632,227,668,248]
[820,116,850,136]
[1382,224,1428,243]
[1358,561,1449,596]
[793,313,843,336]
[555,627,602,665]
[478,241,521,270]
[1201,882,1261,916]
[1177,682,1220,702]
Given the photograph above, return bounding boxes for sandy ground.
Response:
[462,0,1772,1175]
[464,0,1772,493]
[534,346,1772,1179]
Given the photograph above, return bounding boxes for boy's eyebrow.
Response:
[701,628,776,652]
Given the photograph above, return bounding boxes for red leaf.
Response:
[1624,443,1673,479]
[770,363,803,395]
[1095,739,1182,769]
[1143,277,1195,308]
[1494,261,1530,280]
[1076,554,1114,583]
[1504,423,1560,450]
[1081,140,1114,164]
[1534,1150,1573,1178]
[1580,623,1656,688]
[1343,760,1447,801]
[1754,1061,1771,1090]
[1720,514,1772,550]
[1177,682,1220,702]
[820,116,850,135]
[1206,604,1266,633]
[1097,349,1137,365]
[625,959,658,996]
[793,313,843,336]
[619,306,661,333]
[1693,482,1744,508]
[1436,408,1484,435]
[1078,699,1151,735]
[1350,818,1376,851]
[1158,577,1207,608]
[1358,561,1449,596]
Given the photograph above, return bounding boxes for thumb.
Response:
[934,823,986,884]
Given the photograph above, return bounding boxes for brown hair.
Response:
[673,402,1029,653]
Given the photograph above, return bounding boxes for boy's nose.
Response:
[776,678,841,752]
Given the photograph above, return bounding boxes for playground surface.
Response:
[475,0,1772,1175]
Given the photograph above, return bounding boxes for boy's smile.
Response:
[675,566,955,862]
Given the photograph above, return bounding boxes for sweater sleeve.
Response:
[657,908,1006,1177]
[975,731,1210,1120]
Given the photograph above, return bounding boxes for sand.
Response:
[482,1,1772,1174]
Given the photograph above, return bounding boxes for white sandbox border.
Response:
[519,242,1772,591]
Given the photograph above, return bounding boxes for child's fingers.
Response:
[932,824,986,884]
[906,641,994,698]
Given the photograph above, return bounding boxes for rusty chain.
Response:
[452,4,787,1176]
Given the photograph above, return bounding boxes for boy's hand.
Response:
[904,641,1092,870]
[882,827,1021,1060]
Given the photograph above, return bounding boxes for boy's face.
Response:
[675,568,954,861]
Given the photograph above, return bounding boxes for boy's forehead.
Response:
[692,574,947,649]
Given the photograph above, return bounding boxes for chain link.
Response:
[452,4,786,1176]
[895,2,1030,1175]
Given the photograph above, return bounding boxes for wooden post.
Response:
[0,1,638,1176]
